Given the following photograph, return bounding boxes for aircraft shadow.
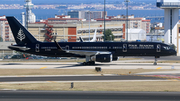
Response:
[1,63,74,66]
[2,63,22,65]
[55,63,110,68]
[1,63,178,69]
[54,63,176,68]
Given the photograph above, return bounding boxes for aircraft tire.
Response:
[153,62,157,65]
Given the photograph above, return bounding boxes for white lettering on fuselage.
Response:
[128,44,154,49]
[40,44,155,52]
[41,47,57,51]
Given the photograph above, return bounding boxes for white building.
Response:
[0,16,13,42]
[128,29,146,41]
[157,0,180,55]
[68,10,107,20]
[24,0,36,24]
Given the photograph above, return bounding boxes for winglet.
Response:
[90,29,97,42]
[79,37,84,42]
[54,40,64,51]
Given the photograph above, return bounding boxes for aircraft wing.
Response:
[66,50,100,56]
[66,49,111,56]
[54,40,111,56]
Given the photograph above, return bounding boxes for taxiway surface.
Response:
[0,62,179,69]
[0,75,166,82]
[0,56,180,69]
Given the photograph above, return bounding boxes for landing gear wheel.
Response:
[154,56,158,65]
[153,62,157,65]
[83,62,87,65]
[82,61,95,65]
[90,61,95,65]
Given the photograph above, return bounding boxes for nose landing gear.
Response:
[154,56,160,65]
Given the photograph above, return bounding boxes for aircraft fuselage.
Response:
[9,41,176,58]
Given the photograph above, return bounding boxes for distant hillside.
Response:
[1,0,155,5]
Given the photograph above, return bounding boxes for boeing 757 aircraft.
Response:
[6,16,176,65]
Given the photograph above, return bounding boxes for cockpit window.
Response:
[163,46,170,50]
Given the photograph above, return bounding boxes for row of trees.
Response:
[0,37,3,42]
[103,29,115,41]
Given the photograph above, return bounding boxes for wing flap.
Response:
[67,50,99,56]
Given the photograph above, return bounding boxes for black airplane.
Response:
[6,16,176,65]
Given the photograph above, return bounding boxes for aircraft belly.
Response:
[117,49,157,56]
[34,50,84,58]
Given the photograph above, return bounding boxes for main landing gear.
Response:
[82,56,95,65]
[154,56,160,65]
[82,61,95,65]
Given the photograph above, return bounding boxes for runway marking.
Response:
[40,67,47,69]
[156,67,162,69]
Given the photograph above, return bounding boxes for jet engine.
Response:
[91,54,113,62]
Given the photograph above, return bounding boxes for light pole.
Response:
[110,35,112,41]
[89,11,91,42]
[124,0,129,41]
[104,0,106,41]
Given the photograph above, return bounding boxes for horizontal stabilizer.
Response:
[8,46,30,51]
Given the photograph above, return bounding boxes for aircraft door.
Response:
[66,45,69,51]
[157,44,161,52]
[35,44,40,52]
[123,44,127,52]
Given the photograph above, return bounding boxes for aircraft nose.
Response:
[170,50,177,56]
[174,51,177,56]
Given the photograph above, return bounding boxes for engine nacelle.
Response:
[92,54,112,63]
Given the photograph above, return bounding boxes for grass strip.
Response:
[0,81,180,92]
[0,69,174,76]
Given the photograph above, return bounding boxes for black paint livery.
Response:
[6,16,176,65]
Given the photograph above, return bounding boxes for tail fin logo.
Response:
[17,28,25,42]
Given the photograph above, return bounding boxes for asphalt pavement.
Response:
[0,62,179,69]
[0,75,165,82]
[0,91,179,101]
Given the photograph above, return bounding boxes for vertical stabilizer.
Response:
[6,16,37,45]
